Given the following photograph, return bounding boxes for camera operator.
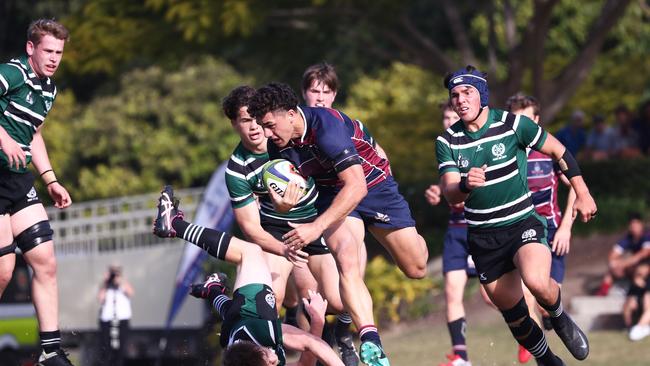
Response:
[97,265,134,366]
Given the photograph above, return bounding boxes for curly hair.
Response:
[248,82,299,120]
[221,341,268,366]
[222,86,256,120]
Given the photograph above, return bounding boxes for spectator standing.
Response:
[555,110,587,157]
[98,265,134,366]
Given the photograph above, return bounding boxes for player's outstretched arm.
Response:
[538,133,597,223]
[283,323,343,366]
[553,175,576,255]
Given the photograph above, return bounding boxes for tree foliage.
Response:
[44,57,250,200]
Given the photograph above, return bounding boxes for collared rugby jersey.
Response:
[527,150,563,228]
[436,109,548,228]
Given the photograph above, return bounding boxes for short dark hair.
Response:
[505,93,540,117]
[28,18,69,45]
[248,82,299,120]
[221,341,267,366]
[222,86,256,120]
[628,212,643,222]
[439,100,453,112]
[301,62,339,93]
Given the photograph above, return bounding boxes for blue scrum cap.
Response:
[446,67,489,108]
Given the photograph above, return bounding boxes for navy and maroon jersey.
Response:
[613,231,650,255]
[526,150,563,228]
[448,204,467,228]
[268,106,390,189]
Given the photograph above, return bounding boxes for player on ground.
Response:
[424,102,475,366]
[0,19,74,366]
[436,66,597,366]
[153,186,344,366]
[248,82,429,366]
[223,86,343,320]
[506,94,577,364]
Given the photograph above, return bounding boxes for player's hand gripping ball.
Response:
[262,159,308,197]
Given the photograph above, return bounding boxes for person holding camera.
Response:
[97,265,134,366]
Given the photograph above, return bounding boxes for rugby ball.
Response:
[262,159,308,197]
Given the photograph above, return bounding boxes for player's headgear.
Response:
[446,65,489,108]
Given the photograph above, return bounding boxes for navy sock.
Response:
[359,325,382,348]
[335,312,353,340]
[448,317,468,360]
[40,330,61,354]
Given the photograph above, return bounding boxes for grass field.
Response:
[380,322,649,366]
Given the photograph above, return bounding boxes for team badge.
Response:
[374,212,390,223]
[26,187,38,202]
[265,292,276,309]
[521,229,537,241]
[491,143,507,161]
[26,92,34,105]
[457,154,469,168]
[45,100,52,112]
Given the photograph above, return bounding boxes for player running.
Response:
[436,65,597,366]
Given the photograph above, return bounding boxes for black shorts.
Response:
[468,214,548,284]
[0,170,42,215]
[261,216,330,256]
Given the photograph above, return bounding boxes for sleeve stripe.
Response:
[439,161,456,168]
[0,74,8,93]
[512,114,520,132]
[436,135,450,147]
[528,127,543,148]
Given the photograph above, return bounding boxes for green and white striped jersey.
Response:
[225,142,318,221]
[436,109,548,228]
[0,55,57,173]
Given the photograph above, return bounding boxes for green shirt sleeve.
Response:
[0,63,25,96]
[514,114,547,150]
[436,135,459,176]
[225,167,256,209]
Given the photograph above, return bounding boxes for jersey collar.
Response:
[296,106,308,143]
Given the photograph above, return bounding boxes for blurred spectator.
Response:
[595,213,650,297]
[611,105,641,158]
[632,100,650,155]
[555,109,587,156]
[628,285,650,341]
[583,114,616,160]
[98,264,134,366]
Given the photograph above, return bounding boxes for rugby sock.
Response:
[172,219,231,260]
[448,317,468,360]
[40,330,61,354]
[359,325,383,348]
[501,298,560,365]
[284,305,299,326]
[335,312,353,341]
[539,289,563,318]
[212,295,232,320]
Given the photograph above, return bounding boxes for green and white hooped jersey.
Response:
[0,55,57,173]
[436,109,548,228]
[225,143,319,221]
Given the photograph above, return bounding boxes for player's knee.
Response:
[0,268,12,291]
[403,262,426,279]
[15,220,53,253]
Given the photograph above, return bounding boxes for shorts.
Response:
[547,227,566,283]
[316,175,416,230]
[468,214,548,284]
[261,216,330,255]
[0,170,42,215]
[442,225,476,276]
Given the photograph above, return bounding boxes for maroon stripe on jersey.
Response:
[350,120,390,189]
[527,150,561,227]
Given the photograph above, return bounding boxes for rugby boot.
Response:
[518,344,532,363]
[535,355,565,366]
[551,313,589,360]
[190,272,229,301]
[337,334,359,366]
[37,349,74,366]
[153,185,183,238]
[360,341,390,366]
[438,354,472,366]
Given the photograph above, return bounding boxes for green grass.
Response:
[381,322,649,366]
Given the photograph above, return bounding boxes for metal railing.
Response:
[46,187,205,257]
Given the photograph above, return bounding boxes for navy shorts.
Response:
[316,176,416,229]
[547,227,566,283]
[0,170,42,216]
[442,226,476,276]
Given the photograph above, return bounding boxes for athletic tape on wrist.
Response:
[557,150,581,178]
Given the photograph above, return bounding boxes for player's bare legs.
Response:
[346,216,368,275]
[262,251,293,311]
[368,226,428,279]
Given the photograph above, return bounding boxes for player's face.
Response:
[450,86,481,122]
[26,34,65,79]
[259,347,279,366]
[260,110,294,148]
[511,106,540,124]
[303,80,336,108]
[232,106,266,151]
[629,219,644,239]
[442,108,459,130]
